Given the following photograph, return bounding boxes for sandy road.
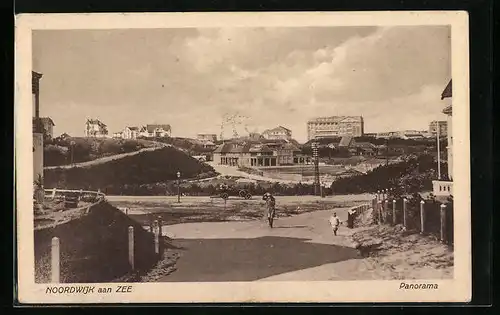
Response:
[157,206,378,282]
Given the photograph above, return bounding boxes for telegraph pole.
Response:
[436,121,441,179]
[312,141,320,196]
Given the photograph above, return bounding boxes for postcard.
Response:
[15,11,470,303]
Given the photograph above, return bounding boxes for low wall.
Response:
[34,200,157,283]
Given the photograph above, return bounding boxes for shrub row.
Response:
[331,154,449,195]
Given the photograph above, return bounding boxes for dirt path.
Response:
[158,208,371,282]
[44,143,169,170]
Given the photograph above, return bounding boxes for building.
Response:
[112,132,123,139]
[197,134,218,142]
[307,116,364,140]
[32,117,55,139]
[262,126,292,140]
[432,79,453,197]
[428,120,448,137]
[122,126,140,139]
[139,124,171,138]
[32,71,43,186]
[248,132,263,141]
[397,130,428,140]
[213,141,302,167]
[376,131,399,139]
[85,119,108,138]
[200,140,216,150]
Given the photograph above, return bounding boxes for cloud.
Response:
[33,26,450,142]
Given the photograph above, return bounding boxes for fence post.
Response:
[377,201,381,224]
[376,190,380,202]
[154,220,160,255]
[51,188,57,200]
[128,226,134,270]
[51,237,60,283]
[440,203,447,243]
[392,199,397,225]
[403,198,408,229]
[420,200,426,234]
[384,199,388,223]
[158,216,163,253]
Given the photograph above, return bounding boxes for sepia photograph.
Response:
[16,12,471,303]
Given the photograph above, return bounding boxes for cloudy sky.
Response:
[33,26,451,142]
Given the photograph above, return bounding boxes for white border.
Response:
[15,11,471,303]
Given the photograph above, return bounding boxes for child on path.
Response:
[329,212,341,236]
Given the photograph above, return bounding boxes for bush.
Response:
[44,146,217,191]
[331,154,446,195]
[44,145,69,166]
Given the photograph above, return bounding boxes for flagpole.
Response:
[436,121,441,179]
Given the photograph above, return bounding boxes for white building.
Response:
[262,126,292,140]
[122,126,140,139]
[139,124,171,138]
[432,80,453,197]
[307,116,364,140]
[84,118,108,138]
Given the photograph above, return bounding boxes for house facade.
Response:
[428,120,448,137]
[197,133,217,142]
[85,119,108,138]
[262,126,292,140]
[140,124,171,138]
[32,71,43,185]
[213,141,302,167]
[307,116,364,140]
[432,79,453,197]
[32,117,55,139]
[122,127,140,139]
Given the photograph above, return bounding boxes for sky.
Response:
[32,26,451,142]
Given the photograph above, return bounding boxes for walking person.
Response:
[262,192,276,228]
[329,212,341,236]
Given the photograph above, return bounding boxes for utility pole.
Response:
[436,121,441,179]
[312,142,320,196]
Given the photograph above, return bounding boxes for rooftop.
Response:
[441,79,452,100]
[307,116,363,124]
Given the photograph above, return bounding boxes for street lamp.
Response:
[176,171,181,203]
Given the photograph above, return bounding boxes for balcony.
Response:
[432,180,453,197]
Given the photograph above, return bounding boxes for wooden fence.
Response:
[371,190,454,245]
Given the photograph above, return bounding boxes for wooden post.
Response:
[128,226,134,270]
[420,200,425,234]
[149,216,153,233]
[392,199,396,225]
[158,216,163,254]
[377,201,382,224]
[51,237,60,283]
[384,199,388,223]
[440,204,447,243]
[51,188,57,200]
[154,220,159,254]
[376,190,380,202]
[403,198,408,229]
[158,216,163,237]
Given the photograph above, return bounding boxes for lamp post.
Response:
[176,171,181,203]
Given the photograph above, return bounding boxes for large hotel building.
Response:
[307,116,364,140]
